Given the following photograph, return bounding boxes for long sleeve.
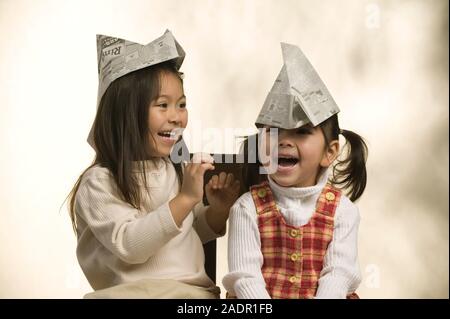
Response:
[192,201,226,244]
[315,196,362,298]
[75,173,182,264]
[75,162,216,291]
[222,193,271,299]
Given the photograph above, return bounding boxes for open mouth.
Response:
[278,157,298,167]
[277,155,299,169]
[157,130,179,141]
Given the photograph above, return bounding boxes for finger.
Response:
[218,172,227,187]
[192,152,214,164]
[191,153,202,164]
[184,162,194,175]
[205,178,213,191]
[188,162,200,175]
[224,173,234,188]
[232,180,240,191]
[201,153,214,164]
[197,163,215,176]
[210,175,219,189]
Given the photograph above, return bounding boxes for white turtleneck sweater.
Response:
[222,170,361,299]
[74,159,223,291]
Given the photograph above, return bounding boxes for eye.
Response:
[157,103,168,108]
[296,128,312,135]
[179,102,187,108]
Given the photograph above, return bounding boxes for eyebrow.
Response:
[156,94,186,101]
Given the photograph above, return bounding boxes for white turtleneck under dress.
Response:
[222,170,362,299]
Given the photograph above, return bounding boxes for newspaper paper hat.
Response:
[255,43,339,129]
[87,29,185,148]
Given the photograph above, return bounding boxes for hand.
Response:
[180,162,215,207]
[179,153,215,207]
[170,153,214,227]
[205,172,240,216]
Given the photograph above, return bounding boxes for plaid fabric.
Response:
[250,181,358,299]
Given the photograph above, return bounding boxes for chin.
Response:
[150,147,171,158]
[270,175,297,187]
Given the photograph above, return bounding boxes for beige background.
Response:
[0,0,448,298]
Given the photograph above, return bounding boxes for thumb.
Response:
[197,163,215,176]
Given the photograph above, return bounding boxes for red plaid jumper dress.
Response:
[250,181,359,299]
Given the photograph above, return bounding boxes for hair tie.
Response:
[339,129,344,135]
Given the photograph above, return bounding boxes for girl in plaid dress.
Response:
[223,44,368,299]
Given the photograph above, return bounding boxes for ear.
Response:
[320,140,339,168]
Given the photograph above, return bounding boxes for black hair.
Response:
[67,61,184,231]
[241,114,368,202]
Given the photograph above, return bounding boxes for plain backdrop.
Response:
[0,0,448,298]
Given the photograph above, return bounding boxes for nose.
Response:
[278,129,294,148]
[167,106,181,125]
[278,131,293,148]
[279,138,293,148]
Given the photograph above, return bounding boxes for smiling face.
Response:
[267,124,339,188]
[148,71,187,157]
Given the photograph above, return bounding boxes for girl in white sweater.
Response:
[68,32,240,298]
[223,43,368,299]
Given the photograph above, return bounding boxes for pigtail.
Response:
[332,129,368,202]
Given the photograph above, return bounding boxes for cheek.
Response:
[181,110,188,127]
[297,141,322,160]
[148,111,163,132]
[306,146,327,163]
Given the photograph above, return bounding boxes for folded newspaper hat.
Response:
[255,43,339,129]
[87,29,185,148]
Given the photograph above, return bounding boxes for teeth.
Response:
[158,131,179,139]
[279,156,296,160]
[158,128,184,139]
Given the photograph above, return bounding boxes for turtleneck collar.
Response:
[268,168,329,200]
